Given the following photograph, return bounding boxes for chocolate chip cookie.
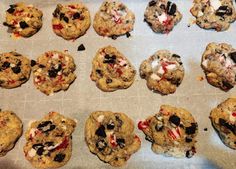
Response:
[201,42,236,91]
[210,98,236,149]
[140,50,184,95]
[190,0,236,31]
[52,3,91,40]
[138,105,198,158]
[0,109,23,156]
[3,2,43,37]
[32,51,76,95]
[144,0,182,33]
[24,112,77,168]
[85,111,141,167]
[90,46,136,92]
[0,51,31,89]
[93,0,135,38]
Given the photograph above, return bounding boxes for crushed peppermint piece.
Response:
[166,64,176,70]
[157,66,165,74]
[158,13,168,24]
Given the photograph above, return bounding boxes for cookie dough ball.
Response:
[144,0,182,33]
[201,42,236,91]
[24,112,77,168]
[190,0,236,31]
[0,51,31,89]
[32,51,76,95]
[0,110,22,156]
[210,98,236,149]
[85,111,141,167]
[140,50,184,95]
[138,105,198,158]
[4,2,43,37]
[52,3,91,40]
[90,46,136,92]
[93,0,135,38]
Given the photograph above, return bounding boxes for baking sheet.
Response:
[0,0,236,169]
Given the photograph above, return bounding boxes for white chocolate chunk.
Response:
[151,60,159,68]
[28,148,36,157]
[150,73,161,81]
[10,63,16,68]
[157,66,165,74]
[166,64,176,70]
[198,11,204,17]
[210,0,221,10]
[97,115,104,123]
[52,53,59,59]
[158,13,167,24]
[202,59,208,68]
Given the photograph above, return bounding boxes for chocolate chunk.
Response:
[63,16,69,23]
[96,69,103,76]
[17,61,22,66]
[2,62,10,69]
[32,143,44,150]
[229,52,236,63]
[56,64,62,71]
[53,7,60,17]
[36,147,44,156]
[115,116,123,127]
[204,128,208,131]
[19,21,29,29]
[172,54,180,58]
[107,121,115,130]
[96,139,107,151]
[185,137,192,143]
[186,149,194,158]
[54,153,65,162]
[11,66,21,74]
[103,55,116,64]
[73,12,80,19]
[160,4,166,10]
[37,121,56,133]
[111,35,118,40]
[117,138,125,148]
[38,64,45,68]
[185,123,197,135]
[59,13,65,20]
[19,77,27,81]
[216,6,232,17]
[95,125,106,138]
[219,118,236,135]
[222,81,233,90]
[149,0,157,7]
[106,78,112,84]
[77,44,85,51]
[7,6,15,14]
[126,32,131,38]
[155,122,164,131]
[45,142,54,146]
[169,115,180,126]
[145,135,154,142]
[48,69,58,78]
[167,1,176,15]
[170,78,181,86]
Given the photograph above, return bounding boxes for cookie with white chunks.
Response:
[190,0,236,31]
[140,50,184,95]
[93,0,135,38]
[52,3,91,40]
[138,105,198,158]
[85,111,141,167]
[0,110,23,156]
[201,42,236,91]
[4,2,43,37]
[32,51,76,95]
[210,98,236,149]
[0,51,31,89]
[24,112,77,168]
[91,46,136,92]
[144,0,182,33]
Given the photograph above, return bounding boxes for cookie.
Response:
[24,111,77,168]
[85,111,141,167]
[144,0,182,33]
[140,50,184,95]
[201,42,236,91]
[0,109,23,156]
[52,3,91,40]
[93,0,135,38]
[0,51,31,89]
[190,0,236,31]
[138,105,198,158]
[3,2,43,37]
[210,98,236,149]
[32,51,76,95]
[90,46,136,92]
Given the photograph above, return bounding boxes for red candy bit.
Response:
[232,112,236,117]
[68,5,76,9]
[138,120,149,130]
[56,137,69,150]
[167,129,176,140]
[116,68,123,76]
[8,79,16,84]
[53,24,63,30]
[110,134,117,147]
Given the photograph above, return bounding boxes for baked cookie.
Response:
[210,98,236,149]
[52,3,91,40]
[24,111,77,168]
[0,51,31,89]
[85,111,141,167]
[3,2,43,37]
[90,46,136,92]
[32,51,76,95]
[144,0,182,33]
[138,105,198,158]
[93,0,135,38]
[201,42,236,91]
[0,109,23,156]
[140,50,184,95]
[190,0,236,31]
